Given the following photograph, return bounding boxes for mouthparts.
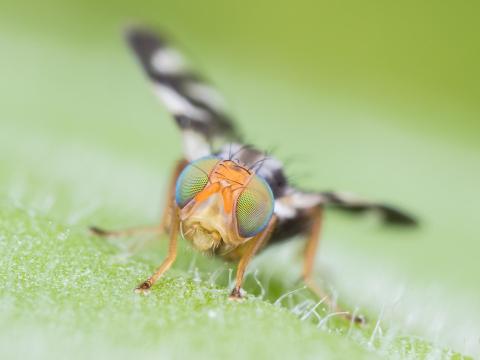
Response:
[181,221,222,252]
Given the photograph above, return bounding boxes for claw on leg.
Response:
[89,226,110,236]
[349,313,366,325]
[228,287,244,301]
[135,280,153,295]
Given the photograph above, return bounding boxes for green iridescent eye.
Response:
[235,175,274,238]
[175,157,219,208]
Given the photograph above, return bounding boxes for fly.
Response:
[90,27,417,323]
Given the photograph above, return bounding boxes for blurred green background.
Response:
[0,0,479,359]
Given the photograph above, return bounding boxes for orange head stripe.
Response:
[194,182,222,203]
[193,182,237,215]
[193,161,254,213]
[221,187,234,213]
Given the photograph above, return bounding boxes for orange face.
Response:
[175,157,274,252]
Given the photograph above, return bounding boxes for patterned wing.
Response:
[125,26,240,161]
[271,188,418,243]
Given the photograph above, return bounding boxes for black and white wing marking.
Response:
[271,188,418,243]
[317,191,418,225]
[125,27,240,161]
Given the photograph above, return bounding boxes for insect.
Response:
[91,26,417,322]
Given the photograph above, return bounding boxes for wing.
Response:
[317,191,418,225]
[271,187,418,243]
[125,26,241,161]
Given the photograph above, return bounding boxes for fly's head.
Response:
[175,156,274,252]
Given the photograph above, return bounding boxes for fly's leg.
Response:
[229,216,277,300]
[135,204,180,294]
[89,159,188,238]
[89,225,163,238]
[302,206,365,324]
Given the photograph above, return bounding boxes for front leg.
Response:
[229,215,277,300]
[135,203,180,294]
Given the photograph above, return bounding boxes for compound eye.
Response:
[175,157,219,208]
[235,175,274,238]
